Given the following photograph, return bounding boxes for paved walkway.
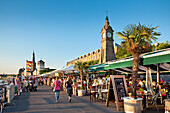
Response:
[4,85,164,113]
[4,85,124,113]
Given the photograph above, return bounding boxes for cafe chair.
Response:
[148,93,159,111]
[89,86,99,103]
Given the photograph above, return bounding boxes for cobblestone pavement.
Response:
[3,85,164,113]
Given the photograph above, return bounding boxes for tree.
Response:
[117,23,161,98]
[87,60,99,65]
[157,40,170,50]
[74,61,90,87]
[116,42,132,59]
[39,68,55,75]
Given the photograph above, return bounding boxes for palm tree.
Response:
[74,61,90,88]
[117,23,161,98]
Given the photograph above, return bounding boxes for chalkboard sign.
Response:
[114,78,126,102]
[106,75,128,111]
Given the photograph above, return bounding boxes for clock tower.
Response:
[99,16,116,64]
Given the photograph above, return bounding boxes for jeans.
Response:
[55,90,60,101]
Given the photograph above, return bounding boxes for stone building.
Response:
[66,16,119,66]
[37,60,45,75]
[99,16,116,63]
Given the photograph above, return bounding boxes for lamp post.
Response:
[154,42,158,51]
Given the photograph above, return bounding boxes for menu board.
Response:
[114,78,126,102]
[106,75,128,111]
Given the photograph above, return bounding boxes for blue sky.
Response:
[0,0,170,74]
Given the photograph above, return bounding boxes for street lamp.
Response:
[154,42,158,51]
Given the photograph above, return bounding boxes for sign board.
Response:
[106,75,128,111]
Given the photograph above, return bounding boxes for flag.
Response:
[26,60,32,72]
[26,64,32,67]
[26,60,33,65]
[26,67,31,72]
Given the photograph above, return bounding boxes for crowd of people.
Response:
[13,74,169,105]
[13,75,39,95]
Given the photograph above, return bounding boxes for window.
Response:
[94,56,95,59]
[96,55,98,58]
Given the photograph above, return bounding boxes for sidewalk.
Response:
[3,85,164,113]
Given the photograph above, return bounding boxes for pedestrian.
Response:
[41,78,44,86]
[63,78,67,91]
[15,75,21,95]
[66,77,73,102]
[53,77,61,103]
[25,78,30,92]
[38,78,41,86]
[45,78,47,85]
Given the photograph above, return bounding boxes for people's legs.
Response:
[67,88,72,102]
[55,90,60,102]
[18,87,20,95]
[35,86,37,91]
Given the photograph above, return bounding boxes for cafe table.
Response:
[101,89,108,103]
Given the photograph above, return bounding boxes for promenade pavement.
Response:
[3,85,164,113]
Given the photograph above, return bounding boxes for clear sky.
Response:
[0,0,170,74]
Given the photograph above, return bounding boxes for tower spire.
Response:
[31,51,36,74]
[105,10,109,28]
[105,17,109,29]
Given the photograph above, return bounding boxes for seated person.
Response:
[92,79,98,86]
[25,78,30,92]
[137,80,144,87]
[160,78,165,84]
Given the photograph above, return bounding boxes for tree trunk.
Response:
[80,70,83,88]
[132,53,140,99]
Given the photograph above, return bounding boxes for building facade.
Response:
[37,60,45,75]
[99,16,116,63]
[66,16,119,67]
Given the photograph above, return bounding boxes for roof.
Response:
[90,48,170,74]
[38,60,45,63]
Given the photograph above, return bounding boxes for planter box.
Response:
[165,99,170,113]
[78,90,85,96]
[124,97,143,113]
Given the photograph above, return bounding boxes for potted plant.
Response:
[117,23,160,113]
[139,88,144,95]
[78,87,86,96]
[74,61,90,97]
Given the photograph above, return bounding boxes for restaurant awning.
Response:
[90,48,170,74]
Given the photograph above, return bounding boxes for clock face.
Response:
[102,32,105,38]
[107,32,111,38]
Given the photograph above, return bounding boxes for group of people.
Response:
[53,77,73,103]
[14,75,38,95]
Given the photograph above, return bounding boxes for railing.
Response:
[6,84,15,103]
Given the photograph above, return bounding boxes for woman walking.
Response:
[15,75,21,95]
[66,77,73,102]
[53,77,61,103]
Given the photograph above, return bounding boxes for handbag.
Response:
[53,88,55,92]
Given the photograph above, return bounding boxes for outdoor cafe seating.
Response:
[89,86,98,102]
[89,84,108,103]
